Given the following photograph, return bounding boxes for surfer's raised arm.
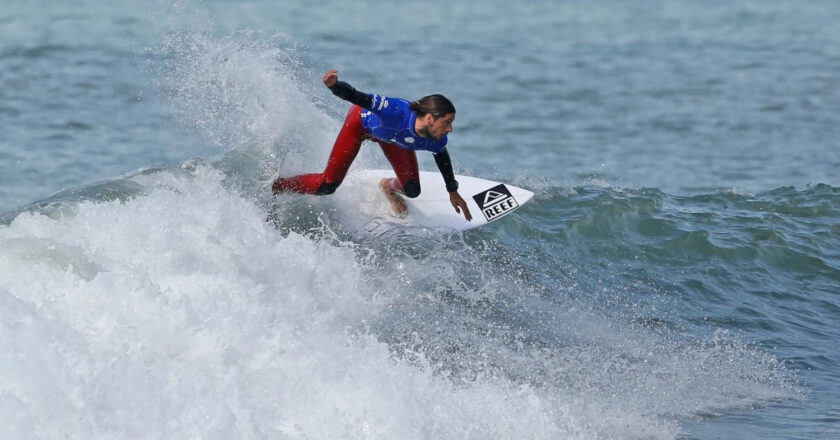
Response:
[323,70,372,109]
[324,70,405,128]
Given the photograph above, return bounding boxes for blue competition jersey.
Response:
[360,95,448,153]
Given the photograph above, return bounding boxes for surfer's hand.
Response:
[323,70,338,88]
[450,191,472,221]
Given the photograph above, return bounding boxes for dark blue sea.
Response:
[1,1,838,438]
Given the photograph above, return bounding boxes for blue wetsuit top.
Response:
[329,80,459,192]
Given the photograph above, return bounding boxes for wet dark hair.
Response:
[410,94,455,118]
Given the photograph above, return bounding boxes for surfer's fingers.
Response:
[462,205,473,221]
[460,203,472,221]
[453,199,472,221]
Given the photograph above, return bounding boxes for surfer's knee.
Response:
[402,179,421,198]
[315,180,342,195]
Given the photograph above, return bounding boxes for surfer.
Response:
[272,70,472,221]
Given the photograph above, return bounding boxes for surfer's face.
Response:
[427,113,455,141]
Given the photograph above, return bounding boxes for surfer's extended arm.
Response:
[434,148,472,221]
[432,148,459,192]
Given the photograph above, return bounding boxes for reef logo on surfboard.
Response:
[473,184,520,222]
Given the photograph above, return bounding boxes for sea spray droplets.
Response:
[155,29,336,183]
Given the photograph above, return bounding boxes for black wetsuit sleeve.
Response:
[433,148,459,192]
[328,81,372,109]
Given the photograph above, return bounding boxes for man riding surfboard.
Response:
[272,70,472,221]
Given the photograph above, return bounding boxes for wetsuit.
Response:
[272,81,459,197]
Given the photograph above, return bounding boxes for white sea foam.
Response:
[0,167,486,437]
[0,164,798,439]
[0,167,614,438]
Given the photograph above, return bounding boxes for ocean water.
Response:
[1,1,838,438]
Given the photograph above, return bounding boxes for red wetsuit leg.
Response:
[272,106,367,194]
[377,141,420,196]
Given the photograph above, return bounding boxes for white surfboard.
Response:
[329,170,534,234]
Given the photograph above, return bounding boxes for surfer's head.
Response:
[411,94,455,118]
[412,94,455,141]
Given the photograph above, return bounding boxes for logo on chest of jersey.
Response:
[473,184,519,222]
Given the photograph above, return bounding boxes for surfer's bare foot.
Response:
[379,178,407,218]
